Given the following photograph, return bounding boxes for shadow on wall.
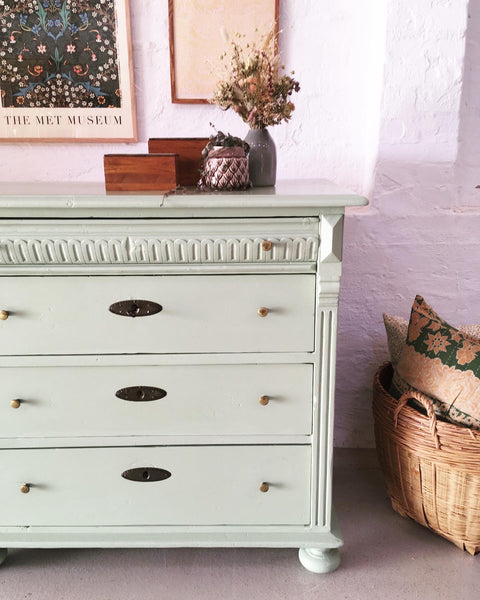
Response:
[455,0,480,204]
[334,0,480,448]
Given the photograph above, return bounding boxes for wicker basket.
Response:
[373,363,480,555]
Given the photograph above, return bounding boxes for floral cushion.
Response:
[383,313,480,368]
[391,296,480,430]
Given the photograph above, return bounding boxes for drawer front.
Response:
[0,446,311,526]
[0,274,315,354]
[0,218,319,266]
[0,363,313,437]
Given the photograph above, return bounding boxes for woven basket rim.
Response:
[373,363,480,467]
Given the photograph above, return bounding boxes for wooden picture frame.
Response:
[169,0,279,104]
[0,0,137,142]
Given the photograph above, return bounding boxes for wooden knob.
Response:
[262,240,272,251]
[20,484,30,494]
[10,399,21,409]
[258,307,269,317]
[259,395,269,406]
[259,482,269,493]
[0,310,9,321]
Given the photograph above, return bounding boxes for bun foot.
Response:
[298,547,340,573]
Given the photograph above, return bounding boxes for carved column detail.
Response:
[312,300,339,528]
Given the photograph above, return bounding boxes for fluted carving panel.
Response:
[0,235,319,266]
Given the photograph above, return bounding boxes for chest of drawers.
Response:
[0,180,366,573]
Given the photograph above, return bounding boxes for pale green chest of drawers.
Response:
[0,180,366,573]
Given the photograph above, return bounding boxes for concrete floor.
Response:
[0,449,478,600]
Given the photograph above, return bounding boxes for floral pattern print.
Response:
[406,295,480,370]
[383,312,480,368]
[407,311,429,342]
[425,331,450,355]
[0,0,121,108]
[392,295,480,430]
[456,340,478,366]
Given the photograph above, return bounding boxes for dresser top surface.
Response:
[0,179,367,218]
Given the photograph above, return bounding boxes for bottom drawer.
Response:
[0,446,311,527]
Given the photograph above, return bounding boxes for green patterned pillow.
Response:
[392,296,480,430]
[383,313,480,368]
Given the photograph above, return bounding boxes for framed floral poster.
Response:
[0,0,137,141]
[169,0,279,103]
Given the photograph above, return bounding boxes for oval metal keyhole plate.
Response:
[121,467,172,482]
[115,386,167,402]
[109,300,162,318]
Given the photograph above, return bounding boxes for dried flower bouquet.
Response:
[212,28,300,130]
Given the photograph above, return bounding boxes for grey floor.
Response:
[0,449,478,600]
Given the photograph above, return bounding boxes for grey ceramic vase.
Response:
[245,128,277,187]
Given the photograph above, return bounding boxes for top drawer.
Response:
[0,218,319,267]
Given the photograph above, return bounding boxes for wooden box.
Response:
[148,138,208,186]
[104,154,177,192]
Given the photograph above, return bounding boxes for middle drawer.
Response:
[0,274,315,355]
[0,363,313,438]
